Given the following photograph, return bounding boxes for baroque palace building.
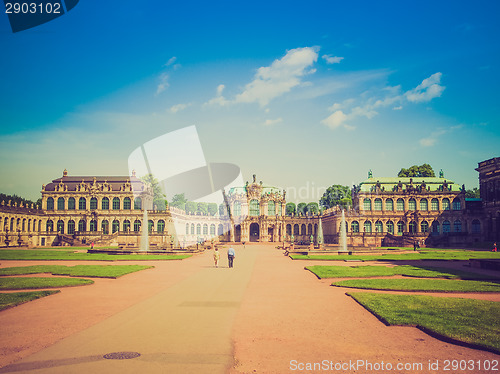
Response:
[0,159,498,248]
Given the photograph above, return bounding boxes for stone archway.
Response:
[250,223,260,242]
[235,225,241,242]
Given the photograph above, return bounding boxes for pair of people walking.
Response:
[213,247,236,268]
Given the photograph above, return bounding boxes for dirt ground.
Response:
[0,246,499,373]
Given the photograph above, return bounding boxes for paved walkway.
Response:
[0,245,499,374]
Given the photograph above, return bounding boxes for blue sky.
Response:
[0,0,499,202]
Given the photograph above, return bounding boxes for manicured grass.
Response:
[0,277,94,290]
[332,278,500,292]
[0,265,154,278]
[0,249,191,261]
[0,291,60,311]
[348,292,500,353]
[291,250,500,261]
[306,265,498,280]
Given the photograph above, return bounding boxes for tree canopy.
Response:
[169,193,187,210]
[140,174,167,210]
[319,185,352,210]
[397,164,435,178]
[286,202,296,216]
[465,188,480,199]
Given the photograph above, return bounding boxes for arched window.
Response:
[233,201,241,216]
[420,198,428,211]
[90,197,98,210]
[408,198,416,211]
[386,221,394,234]
[68,197,75,210]
[375,220,383,233]
[112,220,119,233]
[432,221,440,234]
[113,197,120,210]
[268,201,276,216]
[203,224,208,235]
[452,198,461,210]
[46,220,54,232]
[472,220,481,234]
[218,224,224,236]
[308,224,313,235]
[442,198,450,211]
[102,197,109,210]
[79,197,86,210]
[46,197,54,210]
[396,198,404,211]
[185,223,189,234]
[453,220,462,232]
[277,203,282,216]
[57,197,65,210]
[89,220,97,232]
[22,219,26,232]
[249,200,259,216]
[431,198,439,211]
[442,220,451,233]
[374,198,382,211]
[397,221,405,235]
[68,220,75,234]
[133,220,141,232]
[210,224,216,235]
[148,220,154,233]
[286,224,292,236]
[123,197,131,210]
[293,224,299,235]
[157,220,165,233]
[385,198,394,211]
[56,220,64,233]
[301,224,306,235]
[421,221,429,233]
[364,221,372,233]
[191,223,195,235]
[351,221,359,233]
[363,198,372,211]
[123,220,130,232]
[101,220,109,234]
[78,219,86,232]
[196,224,201,235]
[409,221,417,234]
[134,197,142,210]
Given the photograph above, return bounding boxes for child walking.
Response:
[213,247,220,267]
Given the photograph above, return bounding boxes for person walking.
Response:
[493,242,497,252]
[213,247,220,267]
[227,247,235,268]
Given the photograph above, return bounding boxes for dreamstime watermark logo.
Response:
[127,126,245,247]
[3,0,79,33]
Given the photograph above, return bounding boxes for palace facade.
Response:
[0,158,498,249]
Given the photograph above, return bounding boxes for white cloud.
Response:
[156,73,169,95]
[165,57,177,66]
[206,47,319,107]
[263,118,283,126]
[322,54,344,64]
[405,72,445,103]
[322,73,445,130]
[169,103,191,113]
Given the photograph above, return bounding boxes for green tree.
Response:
[197,202,208,215]
[297,202,307,216]
[140,174,167,210]
[320,185,352,209]
[397,163,435,178]
[465,188,480,199]
[185,201,197,214]
[219,203,227,216]
[306,202,319,215]
[286,202,296,216]
[169,193,187,210]
[208,203,218,216]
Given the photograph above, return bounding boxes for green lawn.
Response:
[0,291,60,311]
[0,265,154,278]
[0,249,191,261]
[0,277,94,290]
[306,265,498,280]
[332,278,500,292]
[348,292,500,353]
[291,250,500,262]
